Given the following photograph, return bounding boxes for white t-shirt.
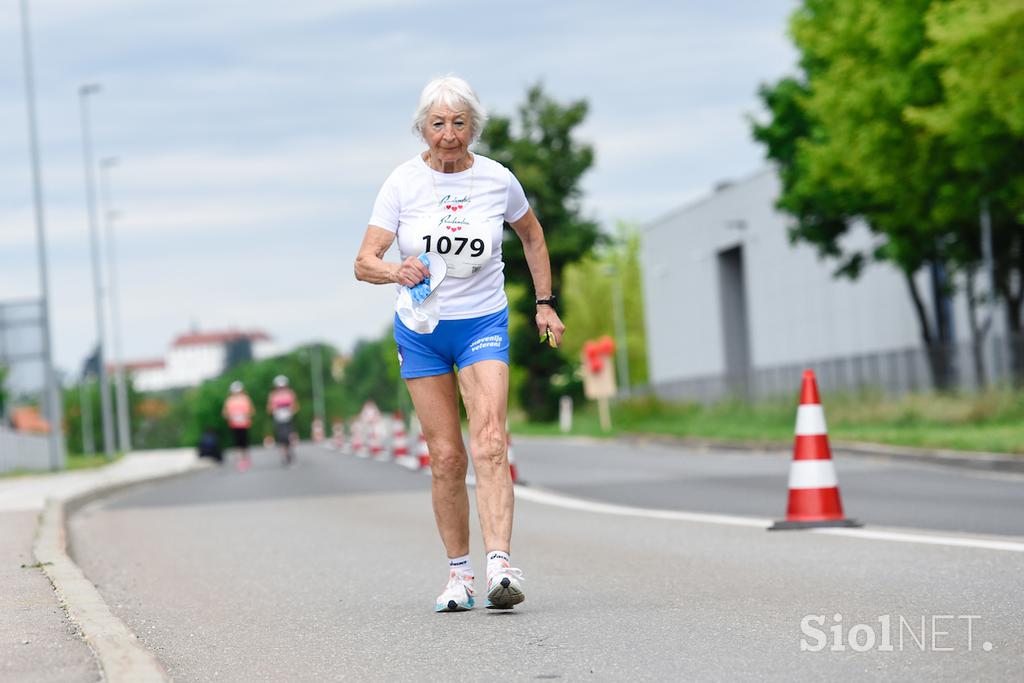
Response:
[369,153,530,319]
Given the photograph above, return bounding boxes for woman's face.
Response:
[424,105,472,164]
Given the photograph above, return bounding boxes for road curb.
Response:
[593,433,1024,474]
[32,456,213,683]
[829,440,1024,474]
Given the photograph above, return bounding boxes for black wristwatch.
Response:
[535,296,558,311]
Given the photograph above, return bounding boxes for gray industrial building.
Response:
[639,168,1009,402]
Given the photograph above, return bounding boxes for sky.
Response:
[0,0,798,379]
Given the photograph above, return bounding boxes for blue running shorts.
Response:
[393,308,510,379]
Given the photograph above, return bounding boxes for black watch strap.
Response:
[535,296,558,311]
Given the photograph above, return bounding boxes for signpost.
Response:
[581,336,617,431]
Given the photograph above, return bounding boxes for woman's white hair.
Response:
[411,75,487,143]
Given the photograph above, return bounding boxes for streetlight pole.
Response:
[99,157,131,452]
[78,83,115,460]
[79,373,95,454]
[20,0,65,469]
[310,343,326,426]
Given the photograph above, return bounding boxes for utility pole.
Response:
[79,374,95,454]
[78,83,115,460]
[99,157,131,452]
[20,0,65,469]
[310,344,326,426]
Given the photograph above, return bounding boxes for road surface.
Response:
[70,440,1023,681]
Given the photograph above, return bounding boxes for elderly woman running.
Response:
[355,76,564,611]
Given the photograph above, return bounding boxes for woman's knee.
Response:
[471,422,507,467]
[428,441,468,481]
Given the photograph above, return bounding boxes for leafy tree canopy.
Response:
[479,85,601,420]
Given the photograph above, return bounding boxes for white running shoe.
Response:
[434,570,475,612]
[485,562,525,609]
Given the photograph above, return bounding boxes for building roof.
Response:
[107,359,166,373]
[171,330,272,348]
[11,406,50,434]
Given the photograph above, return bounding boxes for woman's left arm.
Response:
[509,208,565,347]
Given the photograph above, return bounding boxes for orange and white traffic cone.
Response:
[329,421,342,450]
[312,418,325,443]
[369,419,385,460]
[506,428,520,484]
[416,428,431,472]
[393,414,415,469]
[770,370,860,530]
[352,420,368,458]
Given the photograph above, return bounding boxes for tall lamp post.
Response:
[99,156,131,452]
[20,0,65,469]
[310,343,326,427]
[78,83,115,460]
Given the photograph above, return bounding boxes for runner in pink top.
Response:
[222,381,255,471]
[267,375,300,466]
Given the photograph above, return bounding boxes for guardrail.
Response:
[0,427,50,473]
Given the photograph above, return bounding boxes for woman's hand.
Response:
[536,305,565,348]
[394,255,431,287]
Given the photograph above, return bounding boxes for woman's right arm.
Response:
[354,226,430,286]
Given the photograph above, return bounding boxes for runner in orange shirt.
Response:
[222,381,255,472]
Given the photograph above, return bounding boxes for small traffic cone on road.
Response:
[506,429,520,484]
[770,370,860,530]
[330,420,345,451]
[352,420,368,458]
[393,414,415,469]
[311,418,325,443]
[416,428,431,472]
[369,419,385,460]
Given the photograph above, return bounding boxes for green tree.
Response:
[478,85,602,420]
[336,333,403,416]
[185,344,350,447]
[562,223,648,387]
[0,365,8,418]
[908,0,1024,369]
[751,0,982,386]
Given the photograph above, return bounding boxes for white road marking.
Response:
[514,485,1024,553]
[514,485,771,528]
[810,527,1024,553]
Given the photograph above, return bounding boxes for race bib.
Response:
[230,413,248,425]
[273,407,293,422]
[418,203,493,278]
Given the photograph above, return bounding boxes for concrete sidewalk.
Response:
[0,450,209,682]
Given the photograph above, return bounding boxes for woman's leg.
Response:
[456,360,512,554]
[406,372,471,557]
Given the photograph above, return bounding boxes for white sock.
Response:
[486,550,510,576]
[448,554,474,578]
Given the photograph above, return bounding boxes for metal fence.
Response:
[642,333,1024,404]
[0,298,62,472]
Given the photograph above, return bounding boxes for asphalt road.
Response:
[510,436,1024,536]
[69,442,1023,681]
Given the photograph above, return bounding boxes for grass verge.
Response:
[512,389,1024,455]
[1,451,123,478]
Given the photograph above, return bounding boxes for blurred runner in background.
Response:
[267,375,300,466]
[222,381,255,472]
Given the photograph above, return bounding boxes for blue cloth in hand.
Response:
[409,253,432,303]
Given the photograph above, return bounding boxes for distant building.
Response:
[117,329,279,392]
[639,168,1004,402]
[120,360,168,393]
